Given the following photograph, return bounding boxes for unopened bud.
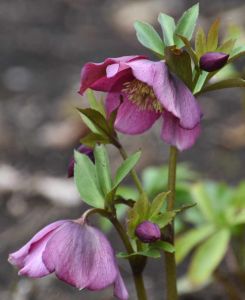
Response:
[199,52,229,72]
[135,221,161,243]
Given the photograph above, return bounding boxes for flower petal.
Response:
[43,222,118,290]
[8,220,67,270]
[128,60,201,129]
[161,112,201,151]
[114,273,129,300]
[115,96,160,134]
[80,56,146,94]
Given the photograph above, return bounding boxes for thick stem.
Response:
[165,146,178,300]
[117,145,145,195]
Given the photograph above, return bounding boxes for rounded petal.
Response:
[115,96,160,134]
[8,220,67,277]
[114,273,129,300]
[127,60,201,129]
[161,112,201,151]
[42,222,118,290]
[80,56,146,94]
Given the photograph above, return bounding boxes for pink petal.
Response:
[42,222,118,290]
[115,96,160,134]
[161,112,201,151]
[114,273,129,300]
[127,60,201,129]
[8,220,67,270]
[80,56,146,94]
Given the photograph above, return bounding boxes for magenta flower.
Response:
[199,52,229,72]
[68,144,94,178]
[79,56,202,150]
[8,220,128,300]
[135,221,161,243]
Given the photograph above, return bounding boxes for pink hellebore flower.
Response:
[8,220,128,300]
[79,56,202,151]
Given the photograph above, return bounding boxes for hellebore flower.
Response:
[135,221,161,243]
[199,52,229,72]
[8,220,128,300]
[79,56,202,151]
[68,144,94,177]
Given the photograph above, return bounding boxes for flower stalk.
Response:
[165,146,178,300]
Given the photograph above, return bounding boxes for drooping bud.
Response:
[199,52,229,72]
[68,145,94,177]
[135,221,161,243]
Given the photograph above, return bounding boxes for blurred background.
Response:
[0,0,245,299]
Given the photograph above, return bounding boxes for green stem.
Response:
[117,145,145,195]
[165,146,178,300]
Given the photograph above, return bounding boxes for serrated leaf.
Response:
[113,151,141,188]
[74,151,104,208]
[149,192,169,218]
[207,18,220,51]
[175,225,215,263]
[81,133,110,147]
[200,78,245,93]
[165,47,193,89]
[134,21,164,55]
[94,145,112,196]
[175,3,199,47]
[158,13,176,46]
[152,240,175,253]
[117,248,161,259]
[195,27,207,58]
[189,230,230,285]
[86,89,106,117]
[151,211,175,228]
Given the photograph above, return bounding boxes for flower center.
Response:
[122,79,163,113]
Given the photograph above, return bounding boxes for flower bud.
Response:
[135,221,161,243]
[68,145,94,177]
[199,52,229,72]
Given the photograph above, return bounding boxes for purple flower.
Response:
[135,221,161,243]
[8,220,128,300]
[68,145,94,177]
[199,52,229,72]
[79,56,202,151]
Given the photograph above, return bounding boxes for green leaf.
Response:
[165,47,193,89]
[200,78,245,94]
[177,34,199,66]
[193,71,208,94]
[74,151,104,208]
[149,191,169,218]
[195,27,207,58]
[217,39,236,54]
[152,240,175,253]
[229,45,245,61]
[86,89,106,117]
[94,145,112,196]
[175,225,215,263]
[232,210,245,225]
[174,3,199,47]
[206,18,220,51]
[158,13,176,46]
[81,132,110,147]
[134,21,165,55]
[113,151,141,188]
[78,108,110,136]
[151,211,175,228]
[189,230,230,285]
[117,249,161,259]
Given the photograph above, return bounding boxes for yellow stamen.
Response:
[122,79,163,113]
